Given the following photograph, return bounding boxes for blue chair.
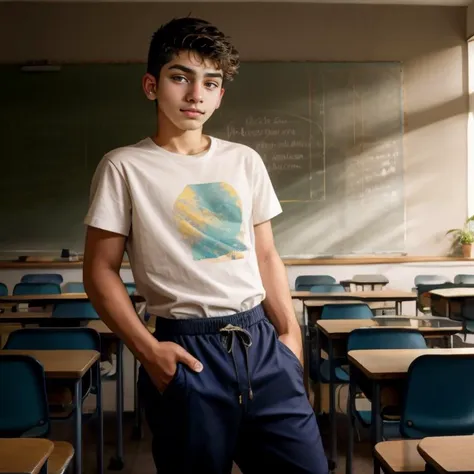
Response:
[13,282,61,295]
[348,328,427,351]
[414,274,450,286]
[21,273,64,285]
[310,304,373,385]
[345,329,429,472]
[295,275,336,290]
[454,274,474,284]
[0,353,79,474]
[309,284,345,293]
[321,303,374,320]
[0,282,8,296]
[347,328,427,427]
[62,281,85,293]
[0,353,50,437]
[52,301,99,319]
[401,353,474,438]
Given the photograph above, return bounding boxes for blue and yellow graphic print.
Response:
[174,182,248,261]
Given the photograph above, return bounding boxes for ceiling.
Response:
[2,0,470,5]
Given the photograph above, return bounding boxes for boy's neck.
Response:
[153,129,211,156]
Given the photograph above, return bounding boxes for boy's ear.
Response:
[142,73,157,100]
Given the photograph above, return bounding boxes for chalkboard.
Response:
[0,62,404,257]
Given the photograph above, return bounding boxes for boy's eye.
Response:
[205,82,219,90]
[172,75,188,83]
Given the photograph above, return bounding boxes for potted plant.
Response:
[446,215,474,258]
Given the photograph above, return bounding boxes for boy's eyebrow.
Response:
[168,64,223,79]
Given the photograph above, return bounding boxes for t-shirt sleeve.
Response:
[251,150,283,225]
[84,158,132,236]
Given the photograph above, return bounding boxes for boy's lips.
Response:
[180,108,204,117]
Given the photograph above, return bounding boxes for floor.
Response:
[52,410,374,474]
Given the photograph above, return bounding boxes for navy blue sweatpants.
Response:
[139,304,328,474]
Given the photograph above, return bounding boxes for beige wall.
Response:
[0,2,468,256]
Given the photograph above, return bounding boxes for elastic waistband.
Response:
[154,304,266,336]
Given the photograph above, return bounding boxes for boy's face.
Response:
[144,50,225,132]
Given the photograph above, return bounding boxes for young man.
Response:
[83,17,328,474]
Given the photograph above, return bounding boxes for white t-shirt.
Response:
[84,136,282,319]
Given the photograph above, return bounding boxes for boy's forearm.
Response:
[258,251,301,338]
[84,266,159,364]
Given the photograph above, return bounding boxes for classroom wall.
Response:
[0,1,469,257]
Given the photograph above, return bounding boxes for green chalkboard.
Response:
[0,62,404,257]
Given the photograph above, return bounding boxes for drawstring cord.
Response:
[219,324,253,404]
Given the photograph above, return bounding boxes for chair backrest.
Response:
[21,273,64,285]
[62,282,85,293]
[309,284,345,293]
[454,274,474,284]
[13,282,61,295]
[52,301,99,319]
[5,327,101,351]
[414,274,451,286]
[401,354,474,438]
[0,354,50,437]
[347,328,427,351]
[295,275,336,290]
[0,282,8,296]
[321,303,373,320]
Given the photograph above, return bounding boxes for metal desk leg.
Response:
[314,324,322,415]
[74,379,83,474]
[96,360,104,474]
[328,339,337,471]
[108,340,124,470]
[132,356,143,440]
[345,370,356,474]
[371,381,382,474]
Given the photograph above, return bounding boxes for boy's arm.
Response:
[83,225,202,392]
[254,220,303,364]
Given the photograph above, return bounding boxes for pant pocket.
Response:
[276,338,304,374]
[263,318,304,375]
[160,362,185,396]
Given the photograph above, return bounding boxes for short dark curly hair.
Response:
[147,17,240,83]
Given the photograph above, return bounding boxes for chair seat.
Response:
[48,441,75,474]
[356,409,400,426]
[318,360,349,383]
[374,440,426,474]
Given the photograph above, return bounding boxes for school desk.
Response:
[346,348,474,474]
[0,438,54,474]
[429,287,474,322]
[417,435,474,474]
